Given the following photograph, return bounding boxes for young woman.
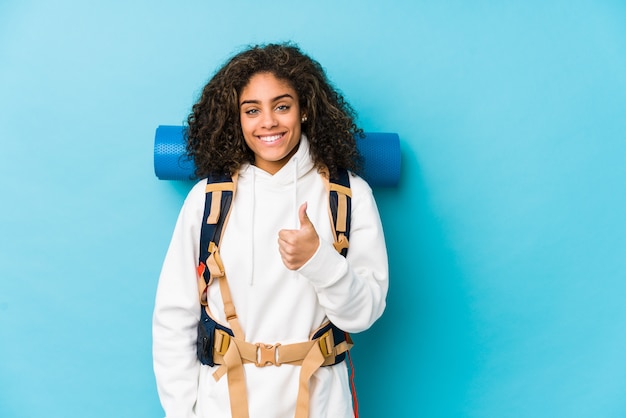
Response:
[153,43,388,418]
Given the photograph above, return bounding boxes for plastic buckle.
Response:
[333,234,349,253]
[207,250,226,280]
[214,329,231,356]
[318,330,333,358]
[255,343,281,367]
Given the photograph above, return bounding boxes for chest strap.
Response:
[211,321,352,372]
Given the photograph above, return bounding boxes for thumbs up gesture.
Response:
[278,202,320,270]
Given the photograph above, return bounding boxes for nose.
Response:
[260,110,278,129]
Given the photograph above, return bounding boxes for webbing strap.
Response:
[325,170,352,256]
[295,343,326,418]
[205,180,235,224]
[336,193,348,232]
[206,243,244,338]
[198,174,235,293]
[198,169,354,418]
[211,324,351,369]
[329,183,351,234]
[216,262,244,338]
[223,339,249,417]
[210,326,352,418]
[198,173,244,338]
[206,191,222,224]
[213,338,326,418]
[205,181,236,194]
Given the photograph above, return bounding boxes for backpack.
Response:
[195,168,356,418]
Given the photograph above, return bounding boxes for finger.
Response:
[298,202,310,228]
[278,231,296,253]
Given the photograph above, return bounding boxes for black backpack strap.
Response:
[328,168,352,257]
[196,172,237,366]
[197,173,236,304]
[326,169,353,365]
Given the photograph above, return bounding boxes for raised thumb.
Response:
[298,202,311,229]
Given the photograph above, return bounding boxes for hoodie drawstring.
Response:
[292,157,299,279]
[249,168,256,286]
[293,157,298,229]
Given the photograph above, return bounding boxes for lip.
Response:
[256,132,286,143]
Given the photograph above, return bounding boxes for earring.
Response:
[301,115,307,123]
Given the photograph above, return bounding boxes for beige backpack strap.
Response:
[210,321,352,418]
[222,338,249,417]
[295,343,327,418]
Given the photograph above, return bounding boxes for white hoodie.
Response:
[153,135,389,418]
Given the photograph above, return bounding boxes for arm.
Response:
[152,183,205,418]
[297,175,389,333]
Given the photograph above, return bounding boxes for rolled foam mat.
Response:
[154,125,401,187]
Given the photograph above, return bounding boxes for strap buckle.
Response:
[214,329,231,356]
[332,233,349,254]
[207,246,226,280]
[255,343,281,367]
[317,330,333,358]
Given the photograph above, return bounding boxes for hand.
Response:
[278,202,320,270]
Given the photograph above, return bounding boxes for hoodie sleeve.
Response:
[297,175,389,333]
[152,181,205,418]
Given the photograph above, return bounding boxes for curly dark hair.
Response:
[186,42,364,178]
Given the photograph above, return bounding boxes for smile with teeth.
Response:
[258,133,285,143]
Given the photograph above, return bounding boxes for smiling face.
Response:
[239,72,303,175]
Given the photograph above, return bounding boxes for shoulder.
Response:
[180,178,208,214]
[347,172,373,198]
[188,178,208,199]
[346,172,381,219]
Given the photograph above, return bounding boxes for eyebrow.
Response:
[240,93,294,106]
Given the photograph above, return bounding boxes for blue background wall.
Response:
[1,1,625,417]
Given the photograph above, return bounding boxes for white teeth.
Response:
[259,134,282,142]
